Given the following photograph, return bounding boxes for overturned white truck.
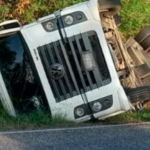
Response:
[0,0,150,122]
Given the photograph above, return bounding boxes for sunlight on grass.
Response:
[105,108,150,124]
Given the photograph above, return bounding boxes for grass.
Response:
[0,103,75,131]
[105,108,150,124]
[0,0,150,130]
[120,0,150,39]
[1,101,150,131]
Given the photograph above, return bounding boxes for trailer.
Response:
[0,0,150,122]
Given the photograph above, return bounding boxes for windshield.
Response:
[0,33,43,113]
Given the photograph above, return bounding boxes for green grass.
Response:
[0,0,150,130]
[1,100,150,130]
[105,108,150,124]
[0,103,75,131]
[120,0,150,39]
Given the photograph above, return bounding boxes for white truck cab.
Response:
[0,0,150,122]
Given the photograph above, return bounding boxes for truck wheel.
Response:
[125,86,150,103]
[134,26,150,50]
[98,0,122,16]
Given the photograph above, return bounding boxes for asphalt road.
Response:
[0,124,150,150]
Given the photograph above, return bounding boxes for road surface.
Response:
[0,123,150,150]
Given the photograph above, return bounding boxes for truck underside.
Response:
[100,11,150,111]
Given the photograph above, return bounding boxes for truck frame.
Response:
[0,0,150,122]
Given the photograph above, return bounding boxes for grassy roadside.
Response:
[0,103,75,131]
[0,0,150,130]
[1,102,150,131]
[105,108,150,124]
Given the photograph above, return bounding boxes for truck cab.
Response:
[0,0,150,122]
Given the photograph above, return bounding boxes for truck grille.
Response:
[37,31,111,102]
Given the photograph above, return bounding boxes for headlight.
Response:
[64,15,74,25]
[75,107,85,117]
[92,102,102,112]
[89,96,113,114]
[46,22,54,30]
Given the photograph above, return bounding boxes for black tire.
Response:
[140,35,150,50]
[134,26,150,50]
[98,0,122,16]
[114,14,122,26]
[125,86,150,103]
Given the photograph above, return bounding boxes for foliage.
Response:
[0,0,150,38]
[0,0,85,24]
[16,0,31,15]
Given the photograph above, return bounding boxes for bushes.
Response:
[0,0,85,24]
[1,0,150,38]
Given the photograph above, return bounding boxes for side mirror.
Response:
[0,20,21,38]
[0,19,21,30]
